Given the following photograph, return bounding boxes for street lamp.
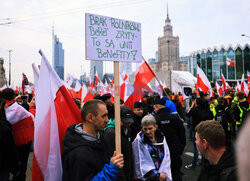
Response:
[8,50,12,86]
[241,34,250,38]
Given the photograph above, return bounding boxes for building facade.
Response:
[53,35,64,80]
[150,6,181,72]
[0,58,6,87]
[119,61,132,75]
[189,44,250,82]
[90,60,103,82]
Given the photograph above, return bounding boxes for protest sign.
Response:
[85,13,141,63]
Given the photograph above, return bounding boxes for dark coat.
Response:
[197,149,237,181]
[104,122,134,181]
[62,124,118,181]
[130,113,143,141]
[155,108,186,155]
[0,119,20,174]
[186,106,214,130]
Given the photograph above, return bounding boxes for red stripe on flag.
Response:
[54,85,82,152]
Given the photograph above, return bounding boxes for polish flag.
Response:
[32,50,81,181]
[74,80,81,92]
[94,71,99,84]
[236,81,241,92]
[89,76,94,90]
[221,70,227,92]
[241,73,249,97]
[247,71,250,87]
[65,74,74,89]
[196,65,212,96]
[133,58,155,102]
[120,73,126,101]
[32,63,39,96]
[215,82,223,96]
[6,101,34,146]
[123,73,128,81]
[155,79,163,95]
[226,57,235,66]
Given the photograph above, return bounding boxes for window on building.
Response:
[227,48,235,80]
[219,48,227,79]
[201,52,206,74]
[212,49,219,81]
[244,46,250,77]
[235,47,243,79]
[206,50,212,81]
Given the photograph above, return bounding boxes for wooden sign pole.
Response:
[114,61,121,154]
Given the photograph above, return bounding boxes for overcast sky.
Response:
[0,0,249,85]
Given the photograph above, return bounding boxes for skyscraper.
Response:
[120,62,132,75]
[90,60,103,82]
[53,34,64,80]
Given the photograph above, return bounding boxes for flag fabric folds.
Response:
[196,66,212,96]
[226,57,235,66]
[32,50,81,181]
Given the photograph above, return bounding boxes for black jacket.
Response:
[104,126,134,181]
[186,106,214,130]
[215,105,234,133]
[155,108,186,155]
[197,149,237,181]
[62,124,117,181]
[130,113,143,141]
[0,119,20,174]
[234,101,250,125]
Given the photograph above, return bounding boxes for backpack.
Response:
[237,104,250,125]
[215,108,228,132]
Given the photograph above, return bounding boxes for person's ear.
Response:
[86,113,94,122]
[203,139,209,149]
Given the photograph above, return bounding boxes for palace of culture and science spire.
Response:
[150,4,187,72]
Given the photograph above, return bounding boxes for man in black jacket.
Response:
[154,99,186,181]
[196,120,237,181]
[62,99,124,181]
[104,106,134,181]
[130,102,144,141]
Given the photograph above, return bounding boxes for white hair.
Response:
[141,114,156,126]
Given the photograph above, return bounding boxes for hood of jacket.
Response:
[104,119,115,131]
[62,123,104,156]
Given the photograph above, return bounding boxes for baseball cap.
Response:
[120,106,134,123]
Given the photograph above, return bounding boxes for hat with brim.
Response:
[121,106,134,123]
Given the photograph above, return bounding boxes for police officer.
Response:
[154,99,186,181]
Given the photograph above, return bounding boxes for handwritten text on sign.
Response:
[85,13,141,62]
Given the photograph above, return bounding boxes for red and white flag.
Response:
[120,73,126,101]
[65,74,74,89]
[226,57,235,66]
[6,101,34,146]
[32,63,39,96]
[247,71,250,87]
[241,73,249,97]
[94,70,99,84]
[215,82,223,96]
[221,70,227,92]
[32,50,81,181]
[196,66,212,96]
[74,80,81,92]
[133,58,155,102]
[236,81,241,92]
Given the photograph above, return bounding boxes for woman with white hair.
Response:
[132,114,172,181]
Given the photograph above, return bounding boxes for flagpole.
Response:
[114,61,121,154]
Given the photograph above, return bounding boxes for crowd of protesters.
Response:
[1,85,250,181]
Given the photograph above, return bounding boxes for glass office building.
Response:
[189,44,250,82]
[53,35,65,80]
